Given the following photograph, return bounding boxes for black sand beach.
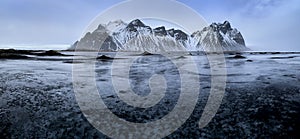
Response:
[0,50,299,138]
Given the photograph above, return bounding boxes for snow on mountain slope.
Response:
[105,20,127,33]
[69,19,249,52]
[191,21,249,52]
[122,35,186,52]
[112,19,153,49]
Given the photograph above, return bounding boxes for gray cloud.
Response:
[0,0,299,51]
[231,0,300,51]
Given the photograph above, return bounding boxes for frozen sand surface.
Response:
[0,52,299,138]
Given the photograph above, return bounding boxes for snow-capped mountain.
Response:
[112,19,152,47]
[69,19,249,52]
[71,24,118,51]
[191,21,249,51]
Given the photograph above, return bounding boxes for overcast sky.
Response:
[0,0,299,51]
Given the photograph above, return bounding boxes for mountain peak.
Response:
[106,19,127,31]
[220,21,232,32]
[107,19,126,26]
[128,19,145,27]
[96,24,106,30]
[154,26,166,30]
[223,21,231,28]
[192,21,248,51]
[153,26,167,36]
[208,21,233,33]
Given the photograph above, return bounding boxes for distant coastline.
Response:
[0,44,70,50]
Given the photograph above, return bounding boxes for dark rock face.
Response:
[128,19,146,27]
[232,32,245,46]
[167,29,175,37]
[153,26,167,36]
[209,21,232,34]
[126,19,152,33]
[173,30,188,41]
[220,21,232,34]
[70,25,118,51]
[166,29,188,41]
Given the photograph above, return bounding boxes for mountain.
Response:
[69,19,249,52]
[191,21,249,51]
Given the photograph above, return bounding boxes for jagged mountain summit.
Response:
[69,19,249,52]
[191,21,248,51]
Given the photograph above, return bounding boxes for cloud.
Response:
[242,0,284,16]
[0,0,299,51]
[230,0,300,51]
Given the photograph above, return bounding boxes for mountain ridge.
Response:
[69,19,249,52]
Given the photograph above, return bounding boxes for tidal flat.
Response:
[0,50,299,138]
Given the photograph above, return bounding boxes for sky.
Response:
[0,0,299,51]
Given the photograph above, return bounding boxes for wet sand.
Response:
[0,51,299,138]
